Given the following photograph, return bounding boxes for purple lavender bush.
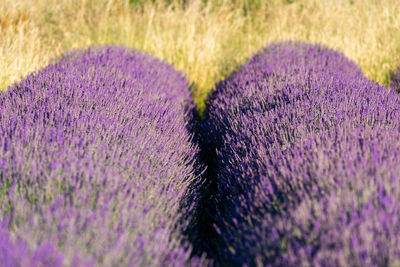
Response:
[391,67,400,92]
[199,42,400,266]
[0,223,70,267]
[231,124,400,266]
[0,46,206,266]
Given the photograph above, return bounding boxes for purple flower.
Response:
[199,41,400,266]
[0,46,206,266]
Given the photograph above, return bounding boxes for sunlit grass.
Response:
[1,0,400,111]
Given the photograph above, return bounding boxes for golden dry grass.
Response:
[1,0,400,111]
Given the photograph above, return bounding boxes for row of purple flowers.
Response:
[0,46,206,266]
[198,42,400,266]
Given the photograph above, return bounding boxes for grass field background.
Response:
[1,0,400,112]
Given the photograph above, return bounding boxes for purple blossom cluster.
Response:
[0,46,206,266]
[200,42,400,266]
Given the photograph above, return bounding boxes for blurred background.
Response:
[1,0,399,111]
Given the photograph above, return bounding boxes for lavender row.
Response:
[200,42,400,266]
[0,46,206,266]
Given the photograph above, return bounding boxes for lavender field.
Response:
[2,41,400,267]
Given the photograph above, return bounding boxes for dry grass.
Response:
[1,0,400,111]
